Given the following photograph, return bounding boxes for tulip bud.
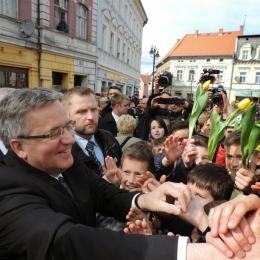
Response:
[202,80,211,90]
[237,98,252,110]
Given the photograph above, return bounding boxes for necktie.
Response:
[86,140,103,176]
[58,176,74,198]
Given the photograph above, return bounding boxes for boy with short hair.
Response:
[97,141,154,230]
[224,130,259,198]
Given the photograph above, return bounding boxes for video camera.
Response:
[200,68,220,83]
[158,71,173,87]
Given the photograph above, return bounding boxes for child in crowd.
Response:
[149,116,168,143]
[223,130,260,198]
[192,134,211,165]
[97,141,154,231]
[151,136,167,155]
[162,163,234,237]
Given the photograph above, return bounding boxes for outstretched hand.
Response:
[137,182,191,215]
[102,156,121,187]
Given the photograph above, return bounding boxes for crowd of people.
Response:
[0,76,259,259]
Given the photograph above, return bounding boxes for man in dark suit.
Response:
[61,87,121,175]
[100,86,122,118]
[102,93,130,136]
[0,88,194,260]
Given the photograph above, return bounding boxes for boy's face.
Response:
[172,128,189,144]
[188,183,214,206]
[195,146,209,165]
[225,144,242,177]
[121,157,148,191]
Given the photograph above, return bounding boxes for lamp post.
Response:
[189,69,195,101]
[149,46,160,95]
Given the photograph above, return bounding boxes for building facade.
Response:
[96,0,148,97]
[156,27,243,101]
[232,35,260,101]
[0,0,98,89]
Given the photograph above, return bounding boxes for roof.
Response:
[159,26,243,64]
[140,74,151,84]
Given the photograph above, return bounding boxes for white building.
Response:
[96,0,148,96]
[156,27,243,101]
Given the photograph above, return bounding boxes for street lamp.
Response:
[189,69,195,101]
[149,46,160,94]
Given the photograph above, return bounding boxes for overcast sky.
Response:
[140,0,260,75]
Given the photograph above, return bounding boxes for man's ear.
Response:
[9,139,27,159]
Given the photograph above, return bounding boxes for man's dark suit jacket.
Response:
[102,112,118,136]
[0,151,179,260]
[73,129,122,174]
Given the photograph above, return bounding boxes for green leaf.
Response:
[188,93,209,138]
[208,111,226,161]
[241,104,257,167]
[244,122,260,163]
[195,84,202,100]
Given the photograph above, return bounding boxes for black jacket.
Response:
[73,129,122,174]
[101,112,118,137]
[0,151,180,260]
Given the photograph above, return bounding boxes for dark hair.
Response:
[149,116,168,138]
[192,134,209,148]
[204,200,227,215]
[169,120,189,135]
[121,141,154,172]
[187,163,234,201]
[109,86,122,93]
[224,130,241,147]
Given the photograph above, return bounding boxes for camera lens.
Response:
[212,94,222,104]
[158,76,168,86]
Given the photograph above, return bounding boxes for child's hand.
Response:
[235,168,256,193]
[181,139,197,168]
[161,135,184,164]
[102,156,121,187]
[124,219,152,235]
[251,181,260,194]
[126,207,150,226]
[141,171,165,193]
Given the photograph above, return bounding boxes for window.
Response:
[110,32,114,55]
[206,58,210,63]
[219,58,224,62]
[242,50,248,60]
[255,72,260,83]
[129,12,132,28]
[177,70,183,81]
[0,66,28,88]
[127,47,130,64]
[217,70,223,82]
[123,43,126,61]
[258,52,260,60]
[117,38,121,58]
[76,5,87,39]
[0,0,17,18]
[125,4,128,23]
[54,0,67,29]
[188,70,195,81]
[102,25,107,51]
[239,72,246,83]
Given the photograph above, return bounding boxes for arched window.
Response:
[54,0,67,30]
[76,4,87,39]
[0,0,17,18]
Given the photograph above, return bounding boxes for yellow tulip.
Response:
[256,144,260,151]
[237,98,252,110]
[202,80,211,90]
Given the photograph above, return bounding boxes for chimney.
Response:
[240,25,244,34]
[218,28,223,36]
[177,39,180,43]
[195,30,198,37]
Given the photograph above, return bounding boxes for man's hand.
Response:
[235,168,256,193]
[151,96,161,108]
[206,194,260,257]
[102,156,121,187]
[179,192,208,233]
[137,182,191,215]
